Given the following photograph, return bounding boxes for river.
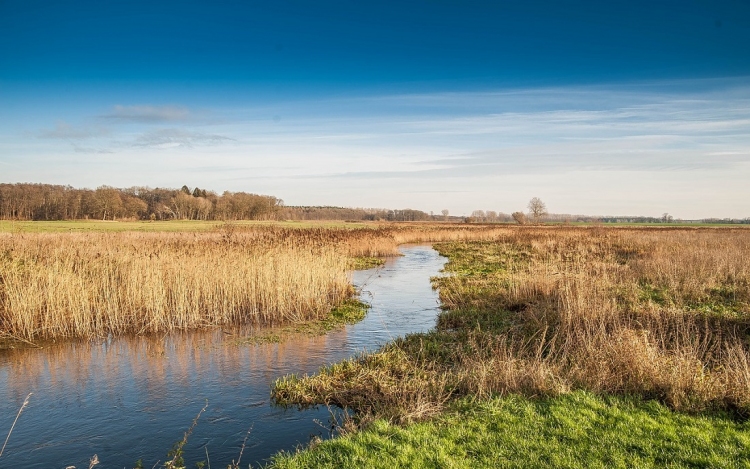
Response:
[0,244,446,468]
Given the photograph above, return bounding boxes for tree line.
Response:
[280,206,432,222]
[0,183,283,221]
[0,183,435,222]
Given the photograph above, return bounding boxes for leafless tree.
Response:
[441,209,449,220]
[471,210,486,222]
[527,197,548,222]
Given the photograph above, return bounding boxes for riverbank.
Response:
[271,227,750,466]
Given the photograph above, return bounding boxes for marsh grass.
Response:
[0,223,516,341]
[273,227,750,421]
[0,228,352,340]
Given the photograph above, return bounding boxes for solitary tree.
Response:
[441,209,449,221]
[527,197,548,223]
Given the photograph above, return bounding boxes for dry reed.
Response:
[0,228,351,340]
[274,227,750,421]
[0,223,519,341]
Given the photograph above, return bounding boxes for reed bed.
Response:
[273,227,750,421]
[0,228,351,340]
[0,223,521,341]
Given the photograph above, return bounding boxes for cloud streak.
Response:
[102,105,191,122]
[38,121,109,140]
[131,128,234,148]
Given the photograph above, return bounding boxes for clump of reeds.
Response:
[273,227,750,422]
[0,228,351,340]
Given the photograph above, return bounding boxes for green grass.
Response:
[0,219,369,233]
[269,391,750,469]
[348,256,386,270]
[235,299,369,345]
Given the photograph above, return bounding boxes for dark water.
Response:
[0,245,446,468]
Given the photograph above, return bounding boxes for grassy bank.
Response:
[271,227,750,465]
[270,391,750,468]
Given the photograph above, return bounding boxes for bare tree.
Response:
[441,209,449,221]
[527,197,548,223]
[471,210,486,222]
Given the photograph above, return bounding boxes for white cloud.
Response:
[102,105,191,122]
[131,128,234,148]
[38,121,109,140]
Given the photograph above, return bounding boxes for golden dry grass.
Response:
[0,228,352,340]
[273,227,750,421]
[0,223,519,341]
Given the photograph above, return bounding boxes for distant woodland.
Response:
[0,183,434,222]
[2,183,746,223]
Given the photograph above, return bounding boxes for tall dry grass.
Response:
[0,223,520,341]
[438,228,750,412]
[273,227,750,421]
[335,223,526,257]
[0,228,351,340]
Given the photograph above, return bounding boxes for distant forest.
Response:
[0,183,434,222]
[2,183,747,223]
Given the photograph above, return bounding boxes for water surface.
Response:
[0,245,446,468]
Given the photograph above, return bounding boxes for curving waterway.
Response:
[0,245,446,468]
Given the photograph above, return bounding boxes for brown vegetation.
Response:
[273,227,750,421]
[0,228,350,340]
[0,223,521,341]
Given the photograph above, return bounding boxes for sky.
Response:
[1,0,749,218]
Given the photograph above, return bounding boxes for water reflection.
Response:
[0,245,446,468]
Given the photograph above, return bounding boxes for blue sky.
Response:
[1,0,749,218]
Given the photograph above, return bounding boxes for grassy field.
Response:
[4,219,744,234]
[270,392,750,468]
[271,227,750,466]
[0,219,369,233]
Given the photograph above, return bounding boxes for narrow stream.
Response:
[0,245,446,468]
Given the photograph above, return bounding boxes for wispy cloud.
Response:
[72,144,114,154]
[132,128,234,148]
[102,105,191,122]
[38,121,109,140]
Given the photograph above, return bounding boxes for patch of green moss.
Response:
[236,299,370,345]
[348,256,386,270]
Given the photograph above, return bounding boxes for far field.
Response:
[0,219,368,233]
[1,219,746,234]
